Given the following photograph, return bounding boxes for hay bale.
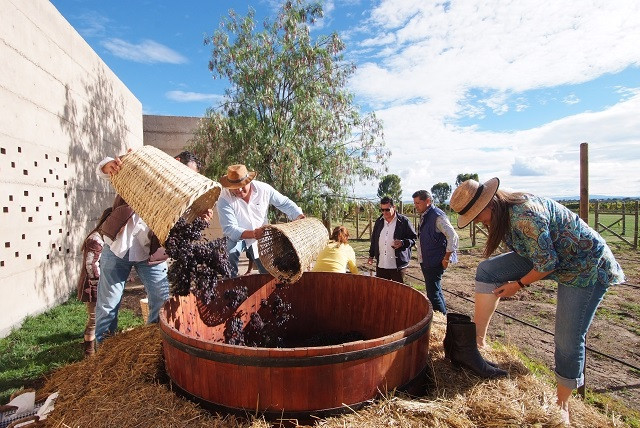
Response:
[38,315,620,427]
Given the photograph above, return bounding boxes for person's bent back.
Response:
[312,226,359,274]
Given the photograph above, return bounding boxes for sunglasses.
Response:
[379,208,392,212]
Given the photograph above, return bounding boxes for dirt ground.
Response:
[399,243,640,413]
[121,243,640,413]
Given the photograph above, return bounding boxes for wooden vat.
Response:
[160,272,432,417]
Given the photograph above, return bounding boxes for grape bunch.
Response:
[224,315,245,345]
[165,217,231,303]
[269,294,292,327]
[224,286,248,309]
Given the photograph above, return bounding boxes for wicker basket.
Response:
[258,217,329,283]
[109,146,221,245]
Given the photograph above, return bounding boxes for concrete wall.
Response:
[143,115,201,156]
[143,115,223,240]
[0,0,143,336]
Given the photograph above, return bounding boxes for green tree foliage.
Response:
[455,173,479,187]
[377,174,402,202]
[431,182,452,205]
[189,1,389,215]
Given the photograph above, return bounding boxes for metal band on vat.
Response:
[161,319,431,367]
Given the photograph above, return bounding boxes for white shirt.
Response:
[377,215,398,269]
[97,157,152,262]
[218,181,271,253]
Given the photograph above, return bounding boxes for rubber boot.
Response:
[443,313,499,368]
[448,321,507,379]
[443,313,471,360]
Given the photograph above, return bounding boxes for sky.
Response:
[49,0,640,200]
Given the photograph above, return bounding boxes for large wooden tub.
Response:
[159,272,432,417]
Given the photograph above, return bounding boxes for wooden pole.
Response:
[578,142,589,400]
[368,204,373,240]
[622,202,626,235]
[355,202,360,239]
[595,201,599,233]
[635,201,639,250]
[579,143,589,224]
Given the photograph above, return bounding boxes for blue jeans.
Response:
[227,239,267,277]
[475,251,609,390]
[420,264,447,314]
[95,245,169,343]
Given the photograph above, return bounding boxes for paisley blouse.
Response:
[505,195,625,288]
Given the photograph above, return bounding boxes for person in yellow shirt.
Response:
[312,226,359,274]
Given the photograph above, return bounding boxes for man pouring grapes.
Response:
[217,164,305,277]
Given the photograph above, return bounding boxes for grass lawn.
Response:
[0,297,143,403]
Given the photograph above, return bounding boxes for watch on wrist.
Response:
[517,279,528,288]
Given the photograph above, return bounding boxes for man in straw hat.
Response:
[412,189,458,315]
[93,151,210,347]
[367,196,417,283]
[449,177,624,423]
[217,164,305,277]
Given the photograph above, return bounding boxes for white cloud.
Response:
[562,94,580,105]
[344,0,640,199]
[76,12,109,38]
[351,92,640,200]
[351,0,640,104]
[511,157,556,176]
[101,39,188,64]
[166,91,224,103]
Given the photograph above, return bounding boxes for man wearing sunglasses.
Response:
[367,196,417,283]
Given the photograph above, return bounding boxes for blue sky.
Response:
[49,0,640,199]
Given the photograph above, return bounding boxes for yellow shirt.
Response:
[311,242,359,274]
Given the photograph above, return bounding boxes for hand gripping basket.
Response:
[109,145,222,245]
[258,217,329,284]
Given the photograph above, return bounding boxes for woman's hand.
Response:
[101,149,132,176]
[101,158,122,176]
[493,281,522,298]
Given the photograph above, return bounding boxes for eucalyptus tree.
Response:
[455,173,479,187]
[377,174,402,203]
[431,182,452,205]
[190,0,389,215]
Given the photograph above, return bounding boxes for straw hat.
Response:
[219,164,257,189]
[450,177,500,228]
[109,145,222,245]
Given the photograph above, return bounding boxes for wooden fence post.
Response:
[471,222,476,247]
[355,202,360,239]
[622,202,626,235]
[368,205,372,240]
[635,201,639,250]
[594,200,599,233]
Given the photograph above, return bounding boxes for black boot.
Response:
[443,313,471,360]
[448,321,507,379]
[444,313,499,368]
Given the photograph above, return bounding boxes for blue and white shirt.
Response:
[505,195,625,288]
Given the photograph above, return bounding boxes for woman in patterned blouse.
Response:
[450,177,625,424]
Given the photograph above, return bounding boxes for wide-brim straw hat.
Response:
[219,164,257,189]
[109,145,222,245]
[450,177,500,228]
[258,218,329,284]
